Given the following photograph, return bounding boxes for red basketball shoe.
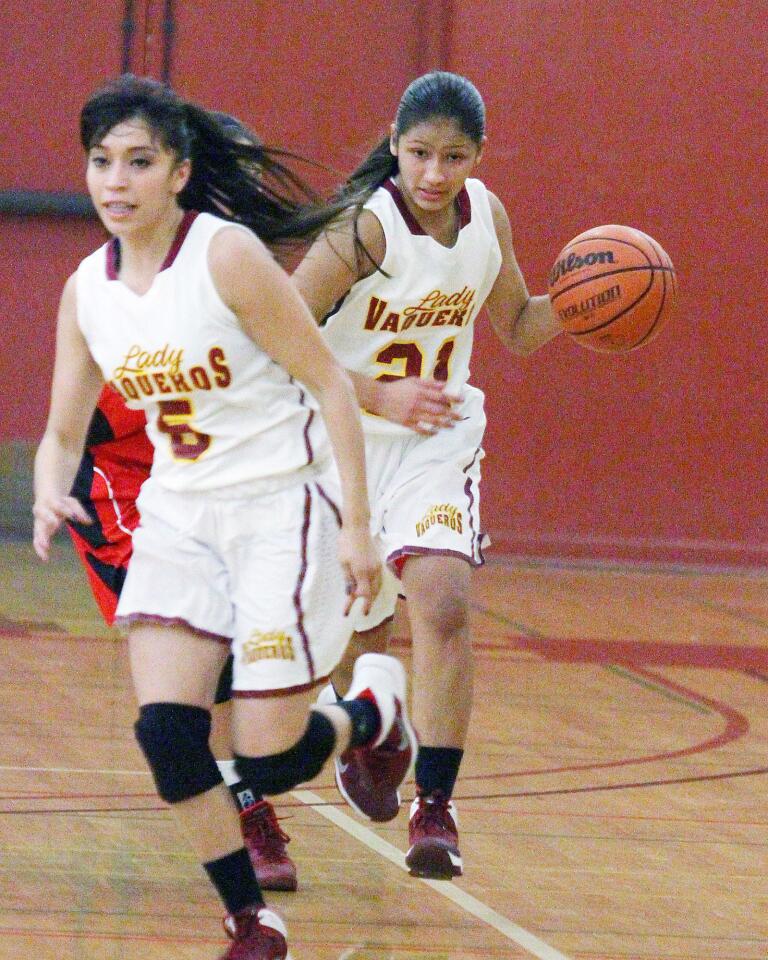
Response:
[405,790,463,879]
[240,801,298,892]
[333,653,416,822]
[220,905,291,959]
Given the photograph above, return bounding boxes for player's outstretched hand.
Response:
[33,495,91,561]
[338,524,382,617]
[377,377,462,434]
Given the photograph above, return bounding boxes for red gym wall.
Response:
[1,1,765,566]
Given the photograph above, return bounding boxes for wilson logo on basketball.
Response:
[549,250,616,287]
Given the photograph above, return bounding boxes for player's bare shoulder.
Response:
[355,207,386,272]
[58,272,80,324]
[208,224,275,310]
[323,205,386,279]
[485,189,514,244]
[208,222,268,270]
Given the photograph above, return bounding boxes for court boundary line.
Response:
[291,788,573,960]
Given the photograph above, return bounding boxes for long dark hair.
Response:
[80,74,345,248]
[327,71,486,272]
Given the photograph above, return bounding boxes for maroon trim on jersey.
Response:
[114,613,231,644]
[293,484,315,679]
[463,446,484,562]
[106,237,120,280]
[386,444,487,574]
[315,481,342,527]
[233,675,330,698]
[105,209,199,280]
[302,405,315,465]
[161,209,198,269]
[290,381,315,466]
[383,179,425,235]
[387,545,484,571]
[383,178,472,235]
[456,185,472,228]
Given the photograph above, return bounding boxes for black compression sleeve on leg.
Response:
[134,702,223,803]
[235,710,337,796]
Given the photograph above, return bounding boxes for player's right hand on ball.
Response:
[338,525,382,617]
[377,376,462,434]
[33,495,91,561]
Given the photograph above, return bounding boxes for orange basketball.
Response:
[547,225,677,353]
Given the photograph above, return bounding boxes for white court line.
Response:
[3,764,571,958]
[292,788,573,960]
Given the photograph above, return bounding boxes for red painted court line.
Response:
[509,634,768,670]
[0,928,221,946]
[438,664,747,783]
[0,792,156,800]
[0,927,512,956]
[425,805,768,827]
[2,628,761,811]
[0,806,166,815]
[392,630,768,670]
[457,763,768,800]
[0,626,108,642]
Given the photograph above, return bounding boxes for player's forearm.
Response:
[345,369,386,416]
[496,294,562,357]
[315,370,372,528]
[33,431,83,503]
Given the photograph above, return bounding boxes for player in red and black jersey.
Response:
[66,384,298,891]
[67,383,152,624]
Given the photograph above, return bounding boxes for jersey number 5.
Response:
[157,399,211,461]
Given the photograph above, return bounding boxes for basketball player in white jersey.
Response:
[32,75,416,960]
[293,71,563,880]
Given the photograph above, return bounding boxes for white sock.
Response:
[216,759,241,787]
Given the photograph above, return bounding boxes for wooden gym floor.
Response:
[0,536,766,959]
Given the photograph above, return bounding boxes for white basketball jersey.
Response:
[76,211,329,491]
[321,177,502,436]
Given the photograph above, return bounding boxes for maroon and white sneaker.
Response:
[405,790,463,879]
[240,800,298,892]
[220,905,291,959]
[333,653,416,823]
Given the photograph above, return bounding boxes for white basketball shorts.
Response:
[115,467,351,695]
[351,385,488,632]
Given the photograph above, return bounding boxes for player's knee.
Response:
[234,710,336,795]
[134,702,223,804]
[419,591,469,638]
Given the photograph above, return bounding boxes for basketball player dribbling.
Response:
[33,74,416,960]
[293,71,563,880]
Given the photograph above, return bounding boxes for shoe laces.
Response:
[242,802,291,846]
[413,791,456,836]
[223,906,286,955]
[223,905,262,941]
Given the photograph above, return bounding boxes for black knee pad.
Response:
[235,709,336,796]
[214,654,233,704]
[134,702,223,804]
